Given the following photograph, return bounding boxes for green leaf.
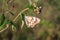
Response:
[3,19,18,31]
[0,14,5,26]
[0,14,17,30]
[9,21,17,27]
[0,19,9,30]
[21,13,25,21]
[28,4,34,9]
[20,13,25,29]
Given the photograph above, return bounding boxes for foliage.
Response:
[0,14,17,31]
[47,0,60,10]
[40,19,54,28]
[0,0,60,40]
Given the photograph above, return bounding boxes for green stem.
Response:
[13,8,29,22]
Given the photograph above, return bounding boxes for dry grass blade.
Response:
[0,24,9,32]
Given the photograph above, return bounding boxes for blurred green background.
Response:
[0,0,60,40]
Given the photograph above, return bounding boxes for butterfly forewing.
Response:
[25,16,40,28]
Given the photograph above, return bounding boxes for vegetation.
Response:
[0,0,60,40]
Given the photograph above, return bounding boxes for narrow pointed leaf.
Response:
[0,14,5,26]
[0,19,9,30]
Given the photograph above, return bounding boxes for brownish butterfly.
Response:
[25,15,40,28]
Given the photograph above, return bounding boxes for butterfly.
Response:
[25,15,40,28]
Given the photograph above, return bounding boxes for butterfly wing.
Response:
[25,16,40,28]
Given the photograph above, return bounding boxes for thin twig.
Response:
[12,8,29,29]
[21,21,24,29]
[0,24,9,32]
[13,8,29,22]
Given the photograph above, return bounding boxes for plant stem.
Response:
[13,8,29,22]
[0,24,9,32]
[0,8,29,32]
[0,2,36,32]
[13,8,29,29]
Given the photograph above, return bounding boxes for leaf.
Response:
[20,13,25,29]
[0,19,9,30]
[28,4,34,9]
[8,20,18,30]
[0,14,5,26]
[3,19,18,31]
[9,20,17,27]
[21,13,25,21]
[0,14,17,30]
